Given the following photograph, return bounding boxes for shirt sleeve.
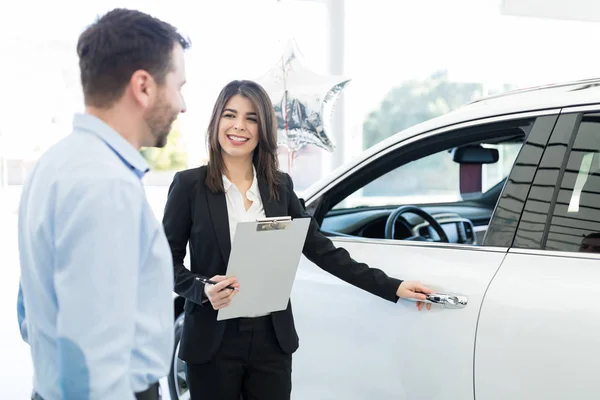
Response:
[17,281,28,343]
[53,177,143,400]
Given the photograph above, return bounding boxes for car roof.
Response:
[302,77,600,200]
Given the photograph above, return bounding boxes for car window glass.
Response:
[545,115,600,253]
[484,115,557,247]
[511,114,576,249]
[332,142,522,210]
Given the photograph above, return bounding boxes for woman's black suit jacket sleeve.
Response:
[162,171,207,305]
[162,168,402,307]
[283,173,402,303]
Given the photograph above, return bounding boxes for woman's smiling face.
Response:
[217,94,260,161]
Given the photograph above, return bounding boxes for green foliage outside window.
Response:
[362,70,511,150]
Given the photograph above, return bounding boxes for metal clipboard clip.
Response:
[256,216,292,232]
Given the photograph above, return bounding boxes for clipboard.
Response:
[217,216,310,321]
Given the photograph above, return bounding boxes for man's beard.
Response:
[153,128,170,148]
[145,98,176,148]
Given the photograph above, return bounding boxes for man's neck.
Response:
[86,106,143,150]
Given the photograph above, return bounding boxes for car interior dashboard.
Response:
[320,205,492,245]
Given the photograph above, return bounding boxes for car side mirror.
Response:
[452,145,499,164]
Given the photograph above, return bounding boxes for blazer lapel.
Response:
[204,185,231,266]
[204,175,285,266]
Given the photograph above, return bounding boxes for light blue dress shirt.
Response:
[17,113,174,400]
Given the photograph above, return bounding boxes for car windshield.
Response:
[333,142,523,210]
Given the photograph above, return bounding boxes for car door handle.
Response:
[425,293,468,309]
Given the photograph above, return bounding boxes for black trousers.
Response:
[186,315,292,400]
[31,382,160,400]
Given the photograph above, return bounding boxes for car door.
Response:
[289,113,559,400]
[475,106,600,399]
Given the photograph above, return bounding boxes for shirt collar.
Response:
[73,113,150,179]
[222,164,259,197]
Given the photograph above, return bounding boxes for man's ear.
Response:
[129,70,155,108]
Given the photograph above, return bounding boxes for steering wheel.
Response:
[384,205,449,242]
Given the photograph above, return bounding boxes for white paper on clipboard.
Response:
[217,216,310,321]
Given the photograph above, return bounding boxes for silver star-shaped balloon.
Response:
[257,39,351,157]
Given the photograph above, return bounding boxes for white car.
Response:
[169,78,600,400]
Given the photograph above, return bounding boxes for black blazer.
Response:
[162,165,402,364]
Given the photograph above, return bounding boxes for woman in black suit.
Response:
[162,80,433,400]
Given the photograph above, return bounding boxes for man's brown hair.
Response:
[76,8,191,108]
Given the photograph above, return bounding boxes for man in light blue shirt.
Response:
[17,9,190,400]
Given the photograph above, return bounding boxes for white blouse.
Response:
[222,166,268,317]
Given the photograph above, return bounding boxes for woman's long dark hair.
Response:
[205,80,283,200]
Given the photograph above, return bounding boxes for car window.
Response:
[332,142,522,210]
[484,115,558,247]
[544,115,600,253]
[511,114,577,249]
